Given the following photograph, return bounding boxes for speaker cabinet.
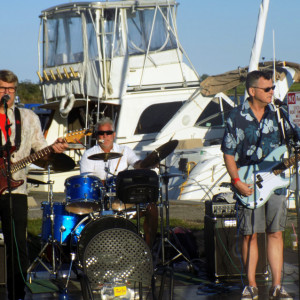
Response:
[0,240,6,285]
[204,215,268,279]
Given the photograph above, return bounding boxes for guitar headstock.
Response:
[65,129,92,143]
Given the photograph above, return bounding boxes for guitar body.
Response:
[237,145,289,209]
[0,129,91,196]
[0,147,24,195]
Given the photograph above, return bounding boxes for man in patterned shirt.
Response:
[221,70,296,300]
[0,70,68,300]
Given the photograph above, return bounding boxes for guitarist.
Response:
[221,70,297,300]
[0,70,68,300]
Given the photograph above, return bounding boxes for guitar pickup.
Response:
[256,174,263,188]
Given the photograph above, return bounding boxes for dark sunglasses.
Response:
[252,85,276,92]
[96,130,114,136]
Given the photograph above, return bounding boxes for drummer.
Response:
[79,117,158,248]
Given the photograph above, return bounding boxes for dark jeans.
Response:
[0,193,28,300]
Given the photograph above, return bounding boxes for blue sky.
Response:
[1,0,299,83]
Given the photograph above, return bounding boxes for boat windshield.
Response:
[43,5,177,67]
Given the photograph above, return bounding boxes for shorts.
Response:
[236,194,287,235]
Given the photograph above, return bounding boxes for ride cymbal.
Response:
[140,140,178,168]
[88,152,123,162]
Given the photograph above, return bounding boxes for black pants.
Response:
[0,194,28,300]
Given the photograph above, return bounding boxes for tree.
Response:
[17,81,42,103]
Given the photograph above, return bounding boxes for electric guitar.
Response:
[236,145,298,209]
[0,129,92,195]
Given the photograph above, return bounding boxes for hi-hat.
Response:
[140,140,178,168]
[88,152,123,162]
[35,153,76,172]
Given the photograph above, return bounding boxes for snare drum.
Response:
[41,202,81,244]
[65,175,104,215]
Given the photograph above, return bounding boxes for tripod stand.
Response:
[155,164,194,267]
[27,165,65,279]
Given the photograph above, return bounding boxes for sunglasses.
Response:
[252,85,276,93]
[96,130,114,136]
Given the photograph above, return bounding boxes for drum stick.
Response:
[113,149,124,175]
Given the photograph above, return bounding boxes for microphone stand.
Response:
[276,104,300,297]
[3,100,15,300]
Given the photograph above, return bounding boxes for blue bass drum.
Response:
[65,175,104,215]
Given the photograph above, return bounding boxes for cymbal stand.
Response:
[27,165,64,279]
[158,163,194,267]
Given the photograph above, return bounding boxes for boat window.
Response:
[135,101,184,134]
[86,13,98,60]
[195,98,232,128]
[44,13,84,67]
[127,7,177,55]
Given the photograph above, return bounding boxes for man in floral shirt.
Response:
[221,70,296,300]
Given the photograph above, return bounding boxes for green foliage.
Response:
[17,81,42,103]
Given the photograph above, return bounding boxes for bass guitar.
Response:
[236,145,297,209]
[0,129,91,195]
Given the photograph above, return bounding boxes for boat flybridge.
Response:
[29,0,300,204]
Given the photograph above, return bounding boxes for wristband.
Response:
[231,177,240,185]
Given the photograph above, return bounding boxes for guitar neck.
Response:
[10,145,53,174]
[273,153,300,176]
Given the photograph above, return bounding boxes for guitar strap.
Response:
[0,107,22,151]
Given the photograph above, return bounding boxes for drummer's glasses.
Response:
[96,130,114,136]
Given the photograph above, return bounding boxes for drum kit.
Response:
[28,139,185,298]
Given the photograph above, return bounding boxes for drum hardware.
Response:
[27,165,67,278]
[156,165,194,268]
[88,152,123,162]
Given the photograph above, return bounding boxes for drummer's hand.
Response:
[52,138,69,153]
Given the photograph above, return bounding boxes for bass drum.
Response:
[76,216,137,265]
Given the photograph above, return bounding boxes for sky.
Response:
[1,0,299,83]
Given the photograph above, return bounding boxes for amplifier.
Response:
[204,215,268,279]
[205,200,236,217]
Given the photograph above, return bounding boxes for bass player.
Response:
[221,70,298,300]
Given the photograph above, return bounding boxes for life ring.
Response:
[59,94,75,118]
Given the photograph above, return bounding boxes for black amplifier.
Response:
[205,200,236,218]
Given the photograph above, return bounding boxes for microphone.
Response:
[1,94,10,104]
[98,139,104,144]
[274,99,287,107]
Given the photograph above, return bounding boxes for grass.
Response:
[28,217,297,250]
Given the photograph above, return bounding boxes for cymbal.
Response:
[27,178,48,185]
[140,140,178,168]
[88,152,123,161]
[34,153,76,172]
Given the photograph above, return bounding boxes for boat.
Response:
[28,0,300,206]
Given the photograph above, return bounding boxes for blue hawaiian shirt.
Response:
[221,98,300,168]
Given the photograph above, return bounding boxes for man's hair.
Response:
[246,70,273,95]
[0,70,18,86]
[96,117,115,131]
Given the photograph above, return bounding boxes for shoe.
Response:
[269,285,293,300]
[241,286,259,300]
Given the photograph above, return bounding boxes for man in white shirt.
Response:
[80,117,158,248]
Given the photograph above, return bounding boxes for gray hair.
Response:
[96,117,115,131]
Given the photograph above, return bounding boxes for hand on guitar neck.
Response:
[51,137,69,154]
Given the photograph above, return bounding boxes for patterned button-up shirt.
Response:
[221,99,300,168]
[2,105,47,195]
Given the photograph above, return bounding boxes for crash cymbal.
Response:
[27,178,48,185]
[88,152,123,162]
[140,140,178,168]
[34,153,76,172]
